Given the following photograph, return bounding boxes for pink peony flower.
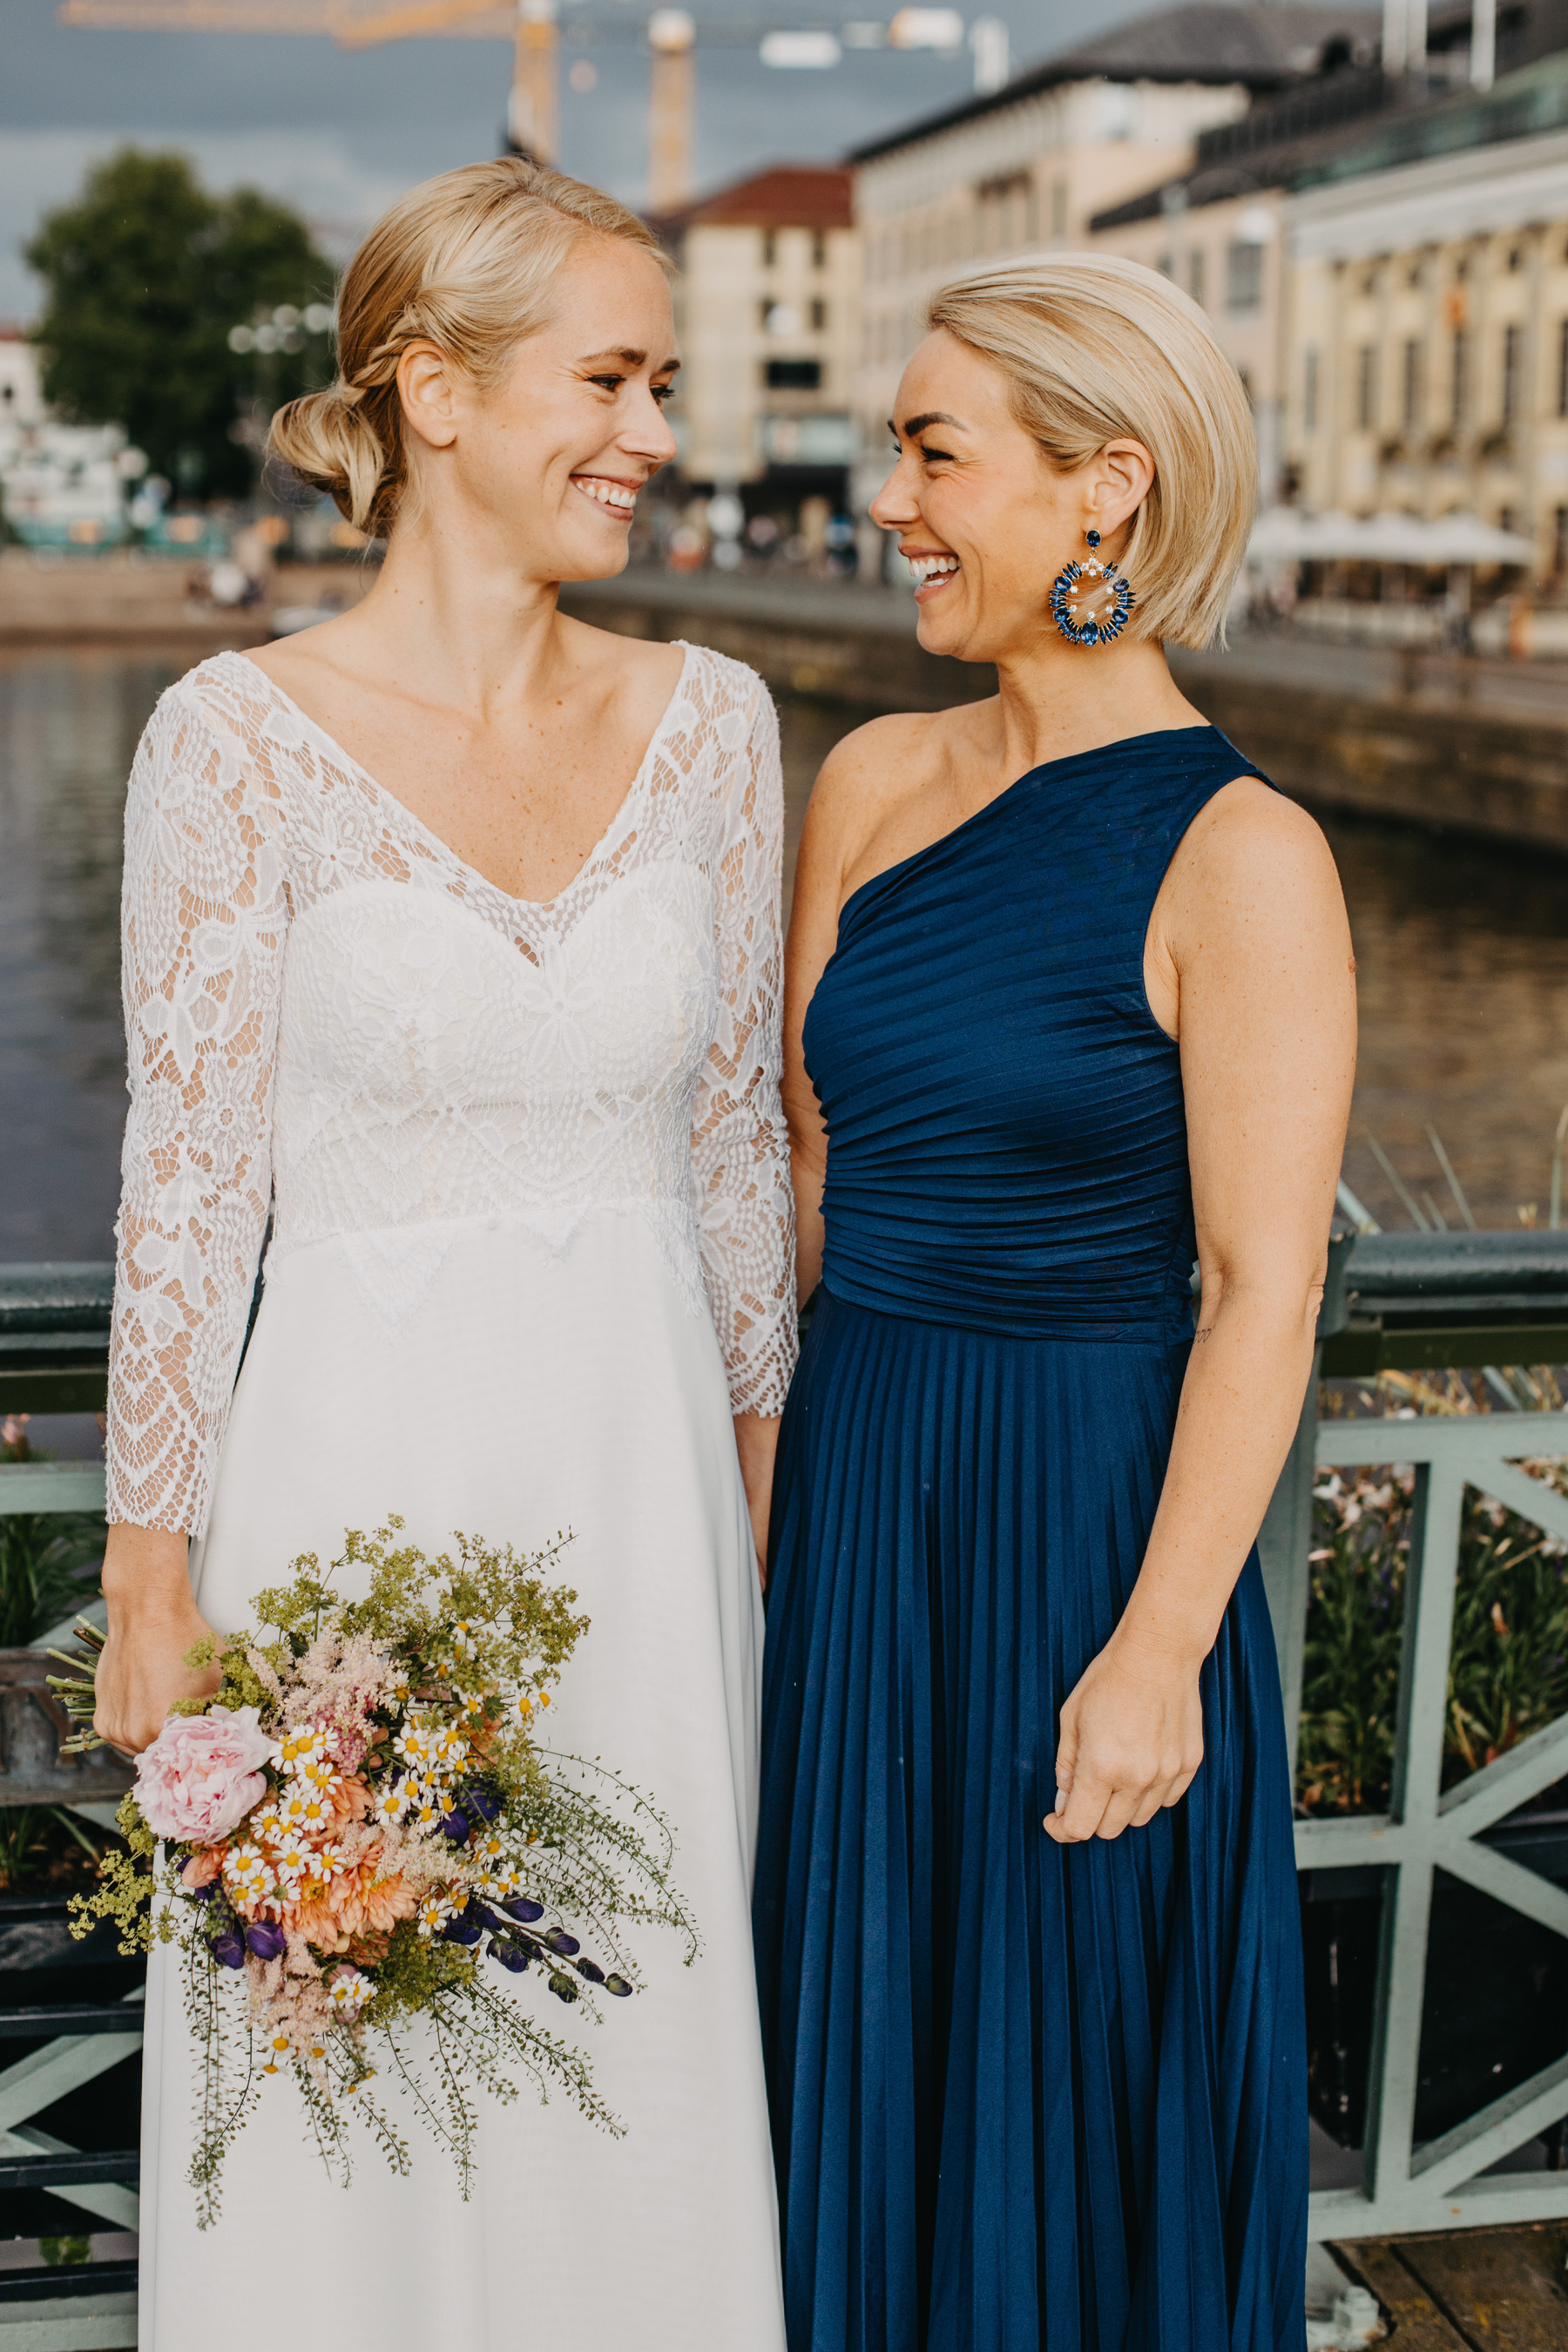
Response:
[135,1707,278,1845]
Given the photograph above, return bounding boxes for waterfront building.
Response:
[1088,0,1568,501]
[849,1,1383,495]
[1281,50,1568,587]
[652,164,858,508]
[0,329,130,549]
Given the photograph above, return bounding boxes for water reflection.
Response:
[2,651,1565,1259]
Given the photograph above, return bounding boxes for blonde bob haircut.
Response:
[925,253,1256,649]
[270,157,670,540]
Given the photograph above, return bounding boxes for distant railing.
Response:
[9,1245,1568,2263]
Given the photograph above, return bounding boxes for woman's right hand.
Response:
[94,1524,221,1755]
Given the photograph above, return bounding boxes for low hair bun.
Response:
[268,382,393,537]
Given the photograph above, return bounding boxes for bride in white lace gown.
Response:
[96,162,792,2349]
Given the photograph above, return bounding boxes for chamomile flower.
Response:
[328,1970,372,2015]
[371,1782,409,1826]
[223,1843,274,1901]
[416,1894,453,1938]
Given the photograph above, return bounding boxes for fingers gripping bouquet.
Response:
[54,1522,693,2226]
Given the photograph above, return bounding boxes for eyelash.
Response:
[891,441,952,464]
[590,374,677,403]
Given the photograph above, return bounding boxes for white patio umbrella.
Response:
[1246,507,1535,565]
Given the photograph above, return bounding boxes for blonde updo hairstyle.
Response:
[926,253,1256,649]
[270,158,671,540]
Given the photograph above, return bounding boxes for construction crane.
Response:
[57,0,1002,212]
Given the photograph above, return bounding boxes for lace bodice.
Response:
[106,642,796,1536]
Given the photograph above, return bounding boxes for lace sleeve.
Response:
[691,676,798,1417]
[105,683,288,1537]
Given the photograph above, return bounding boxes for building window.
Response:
[766,358,821,390]
[1188,249,1206,308]
[1050,178,1067,238]
[1555,504,1568,574]
[1355,344,1376,430]
[1502,323,1522,426]
[1498,505,1517,537]
[1304,347,1319,433]
[758,298,773,330]
[1508,244,1524,271]
[1559,321,1568,416]
[761,230,776,267]
[1451,328,1468,426]
[810,297,827,331]
[1227,240,1263,313]
[1402,338,1422,429]
[975,170,1031,258]
[811,230,826,268]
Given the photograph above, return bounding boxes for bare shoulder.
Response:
[557,612,685,696]
[1169,776,1344,912]
[801,703,981,897]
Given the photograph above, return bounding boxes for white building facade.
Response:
[1284,105,1568,581]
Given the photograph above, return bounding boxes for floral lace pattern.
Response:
[107,643,796,1536]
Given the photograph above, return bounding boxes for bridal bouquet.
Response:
[52,1520,693,2226]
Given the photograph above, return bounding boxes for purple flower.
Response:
[210,1929,247,1970]
[244,1922,287,1961]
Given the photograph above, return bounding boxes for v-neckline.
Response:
[223,640,694,916]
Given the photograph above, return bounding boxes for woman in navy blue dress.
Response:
[754,255,1356,2350]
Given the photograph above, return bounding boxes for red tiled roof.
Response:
[653,164,853,234]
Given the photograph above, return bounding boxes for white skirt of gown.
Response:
[137,1209,787,2350]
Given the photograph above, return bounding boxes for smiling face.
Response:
[870,328,1152,665]
[399,233,679,581]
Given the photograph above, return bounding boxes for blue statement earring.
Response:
[1049,529,1135,646]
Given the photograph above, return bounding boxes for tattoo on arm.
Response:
[1193,1326,1213,1344]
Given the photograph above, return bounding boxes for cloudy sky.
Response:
[0,0,1157,317]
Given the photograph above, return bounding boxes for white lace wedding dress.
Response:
[105,641,794,2349]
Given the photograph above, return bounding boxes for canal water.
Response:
[5,645,1568,1270]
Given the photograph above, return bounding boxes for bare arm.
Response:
[1048,781,1355,1845]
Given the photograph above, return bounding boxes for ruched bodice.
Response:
[756,726,1307,2352]
[806,727,1260,1343]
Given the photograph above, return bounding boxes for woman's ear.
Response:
[1088,438,1156,537]
[398,341,460,453]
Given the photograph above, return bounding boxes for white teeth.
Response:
[909,553,959,583]
[574,477,636,511]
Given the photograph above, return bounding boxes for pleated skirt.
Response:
[754,1289,1307,2352]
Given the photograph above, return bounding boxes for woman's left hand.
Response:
[1044,1629,1205,1844]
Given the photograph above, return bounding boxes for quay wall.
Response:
[5,551,1567,855]
[562,577,1568,857]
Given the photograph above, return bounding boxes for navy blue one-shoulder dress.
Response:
[754,727,1307,2352]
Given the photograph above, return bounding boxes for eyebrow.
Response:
[893,409,966,437]
[580,346,680,372]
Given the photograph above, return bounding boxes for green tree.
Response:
[24,148,335,500]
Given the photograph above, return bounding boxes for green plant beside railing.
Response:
[1299,1450,1568,1814]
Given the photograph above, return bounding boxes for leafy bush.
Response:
[1298,1422,1568,1813]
